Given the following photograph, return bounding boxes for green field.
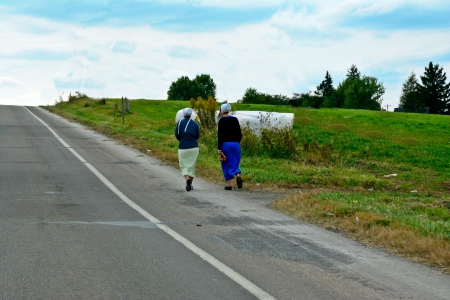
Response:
[44,98,450,272]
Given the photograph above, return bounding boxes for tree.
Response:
[399,72,424,112]
[417,62,450,114]
[324,65,362,108]
[241,87,259,104]
[343,76,384,110]
[193,74,216,99]
[346,64,361,80]
[167,76,194,100]
[315,71,336,98]
[331,65,385,110]
[314,71,336,108]
[167,74,216,100]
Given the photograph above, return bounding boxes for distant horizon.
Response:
[1,0,449,110]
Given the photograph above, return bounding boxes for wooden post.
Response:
[122,97,125,124]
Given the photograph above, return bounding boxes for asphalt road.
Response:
[0,105,449,300]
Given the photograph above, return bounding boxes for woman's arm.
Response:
[217,118,223,150]
[174,119,183,141]
[234,118,242,142]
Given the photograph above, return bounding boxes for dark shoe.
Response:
[186,179,192,191]
[224,186,232,190]
[236,176,243,189]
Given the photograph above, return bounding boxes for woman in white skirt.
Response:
[175,108,200,191]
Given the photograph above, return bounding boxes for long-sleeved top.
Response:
[175,118,200,149]
[217,115,242,150]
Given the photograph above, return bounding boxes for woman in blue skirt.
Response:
[217,103,243,190]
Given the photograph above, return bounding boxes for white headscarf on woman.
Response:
[183,107,193,117]
[220,103,231,113]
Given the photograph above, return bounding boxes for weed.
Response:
[190,96,217,130]
[112,103,120,119]
[303,141,333,165]
[240,125,262,156]
[240,111,296,158]
[54,92,65,105]
[367,219,391,228]
[68,91,88,102]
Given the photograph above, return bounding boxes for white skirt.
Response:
[178,147,199,177]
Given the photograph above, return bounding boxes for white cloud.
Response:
[79,50,101,61]
[111,41,136,53]
[18,92,41,99]
[53,71,80,89]
[83,78,105,89]
[167,46,206,59]
[0,76,23,87]
[3,92,43,106]
[270,6,325,32]
[341,0,446,15]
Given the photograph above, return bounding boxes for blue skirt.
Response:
[221,142,241,181]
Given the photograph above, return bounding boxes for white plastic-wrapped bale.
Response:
[231,111,293,135]
[177,109,293,135]
[175,109,199,123]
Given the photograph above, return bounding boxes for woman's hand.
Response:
[218,150,227,162]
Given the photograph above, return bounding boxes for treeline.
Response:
[239,88,290,105]
[166,62,450,114]
[240,65,385,110]
[167,65,385,111]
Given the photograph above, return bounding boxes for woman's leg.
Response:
[236,173,243,189]
[184,175,192,191]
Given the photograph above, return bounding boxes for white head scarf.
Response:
[220,103,231,113]
[183,107,193,117]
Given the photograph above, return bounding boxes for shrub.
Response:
[240,112,296,158]
[261,127,296,158]
[68,91,88,102]
[240,124,262,156]
[190,96,217,130]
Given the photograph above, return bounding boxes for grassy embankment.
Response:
[44,98,450,273]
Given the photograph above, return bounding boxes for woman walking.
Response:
[217,103,243,190]
[175,108,200,191]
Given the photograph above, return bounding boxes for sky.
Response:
[1,0,450,110]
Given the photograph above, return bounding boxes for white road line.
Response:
[25,107,276,300]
